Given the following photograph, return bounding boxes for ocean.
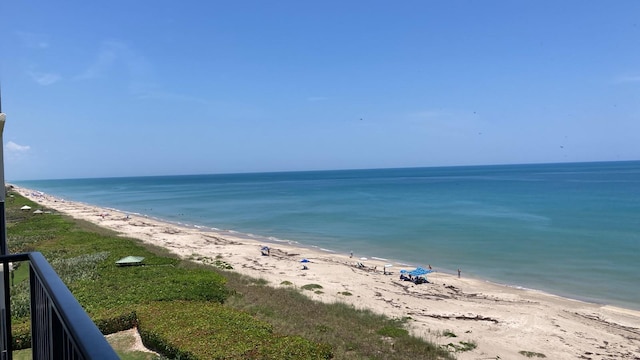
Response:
[13,161,640,310]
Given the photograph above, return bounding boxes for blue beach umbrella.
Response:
[409,267,432,276]
[300,258,310,263]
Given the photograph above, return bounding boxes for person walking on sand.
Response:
[457,268,461,278]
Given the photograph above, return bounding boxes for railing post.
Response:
[0,97,13,359]
[28,252,119,359]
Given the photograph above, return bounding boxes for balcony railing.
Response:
[1,252,119,360]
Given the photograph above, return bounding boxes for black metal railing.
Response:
[1,252,118,359]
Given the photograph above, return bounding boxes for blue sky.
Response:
[1,1,639,180]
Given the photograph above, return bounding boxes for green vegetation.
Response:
[14,330,167,360]
[519,350,547,358]
[377,325,409,338]
[442,330,457,338]
[7,191,456,359]
[187,254,234,270]
[301,283,324,291]
[438,329,477,354]
[442,340,477,353]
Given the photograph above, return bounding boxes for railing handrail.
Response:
[2,252,119,359]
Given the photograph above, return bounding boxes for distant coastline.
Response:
[10,159,640,183]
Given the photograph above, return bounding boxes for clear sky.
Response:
[1,1,639,180]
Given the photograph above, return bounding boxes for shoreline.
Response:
[24,191,611,308]
[12,186,640,359]
[59,199,637,312]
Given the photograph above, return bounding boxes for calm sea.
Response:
[14,161,640,310]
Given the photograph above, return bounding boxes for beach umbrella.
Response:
[409,267,432,276]
[300,258,310,263]
[384,264,393,268]
[20,205,31,211]
[33,210,44,214]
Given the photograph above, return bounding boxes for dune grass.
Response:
[222,274,453,359]
[6,191,455,359]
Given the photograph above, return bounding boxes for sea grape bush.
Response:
[51,251,110,283]
[136,301,332,359]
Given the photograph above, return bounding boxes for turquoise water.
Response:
[14,161,640,310]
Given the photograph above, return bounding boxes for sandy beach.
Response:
[13,186,640,359]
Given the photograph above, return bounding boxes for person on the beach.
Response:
[458,268,461,278]
[350,251,353,258]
